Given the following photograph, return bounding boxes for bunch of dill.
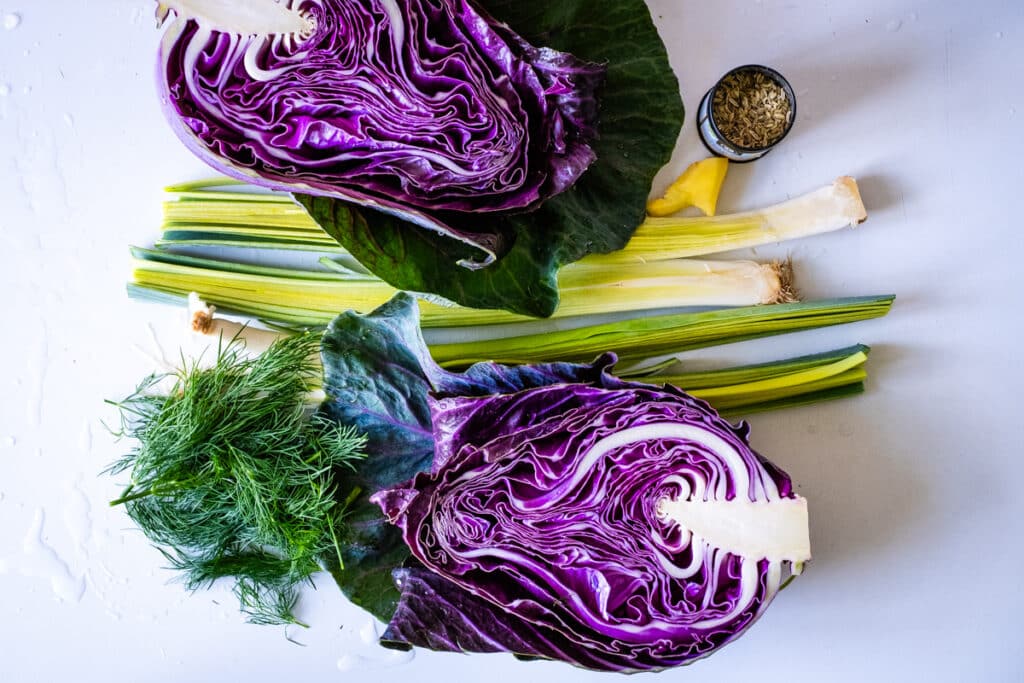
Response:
[107,333,366,626]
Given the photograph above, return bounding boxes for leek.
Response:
[156,176,865,263]
[184,296,874,417]
[590,176,867,265]
[136,177,890,415]
[130,247,795,328]
[134,175,871,326]
[428,296,893,366]
[677,346,870,414]
[619,344,870,416]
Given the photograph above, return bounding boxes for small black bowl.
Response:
[697,64,797,163]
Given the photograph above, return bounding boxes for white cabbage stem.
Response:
[583,422,809,633]
[657,497,811,564]
[156,0,315,36]
[585,423,811,565]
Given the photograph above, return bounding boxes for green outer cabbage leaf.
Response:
[299,0,683,318]
[320,294,616,619]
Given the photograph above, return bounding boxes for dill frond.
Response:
[107,333,366,626]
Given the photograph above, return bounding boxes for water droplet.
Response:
[3,13,21,30]
[63,113,75,127]
[358,618,379,644]
[1,435,15,448]
[995,31,1004,39]
[0,84,10,97]
[886,19,903,32]
[0,508,86,603]
[21,84,31,95]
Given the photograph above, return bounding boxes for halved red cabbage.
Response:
[374,378,809,672]
[156,0,604,263]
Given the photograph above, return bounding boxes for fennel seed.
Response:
[712,70,793,150]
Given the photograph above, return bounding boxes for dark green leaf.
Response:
[329,505,410,622]
[298,0,683,318]
[320,294,619,619]
[318,295,440,618]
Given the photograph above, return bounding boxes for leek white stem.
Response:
[586,177,867,265]
[187,292,284,356]
[561,259,796,307]
[132,253,798,328]
[157,176,865,267]
[184,294,324,402]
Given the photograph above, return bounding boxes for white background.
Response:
[1,1,1022,681]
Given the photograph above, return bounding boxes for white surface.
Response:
[1,1,1022,681]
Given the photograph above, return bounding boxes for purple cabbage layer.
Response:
[374,374,797,672]
[158,0,604,255]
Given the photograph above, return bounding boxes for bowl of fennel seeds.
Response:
[697,65,796,162]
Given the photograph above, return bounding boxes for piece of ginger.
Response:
[647,157,730,217]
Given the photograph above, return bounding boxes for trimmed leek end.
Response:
[558,258,798,309]
[647,157,730,217]
[832,176,868,226]
[774,259,798,304]
[593,177,869,265]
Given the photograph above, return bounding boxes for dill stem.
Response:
[110,487,157,507]
[111,479,194,507]
[327,516,344,572]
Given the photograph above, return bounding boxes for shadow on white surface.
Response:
[780,42,919,135]
[856,173,906,215]
[789,344,930,572]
